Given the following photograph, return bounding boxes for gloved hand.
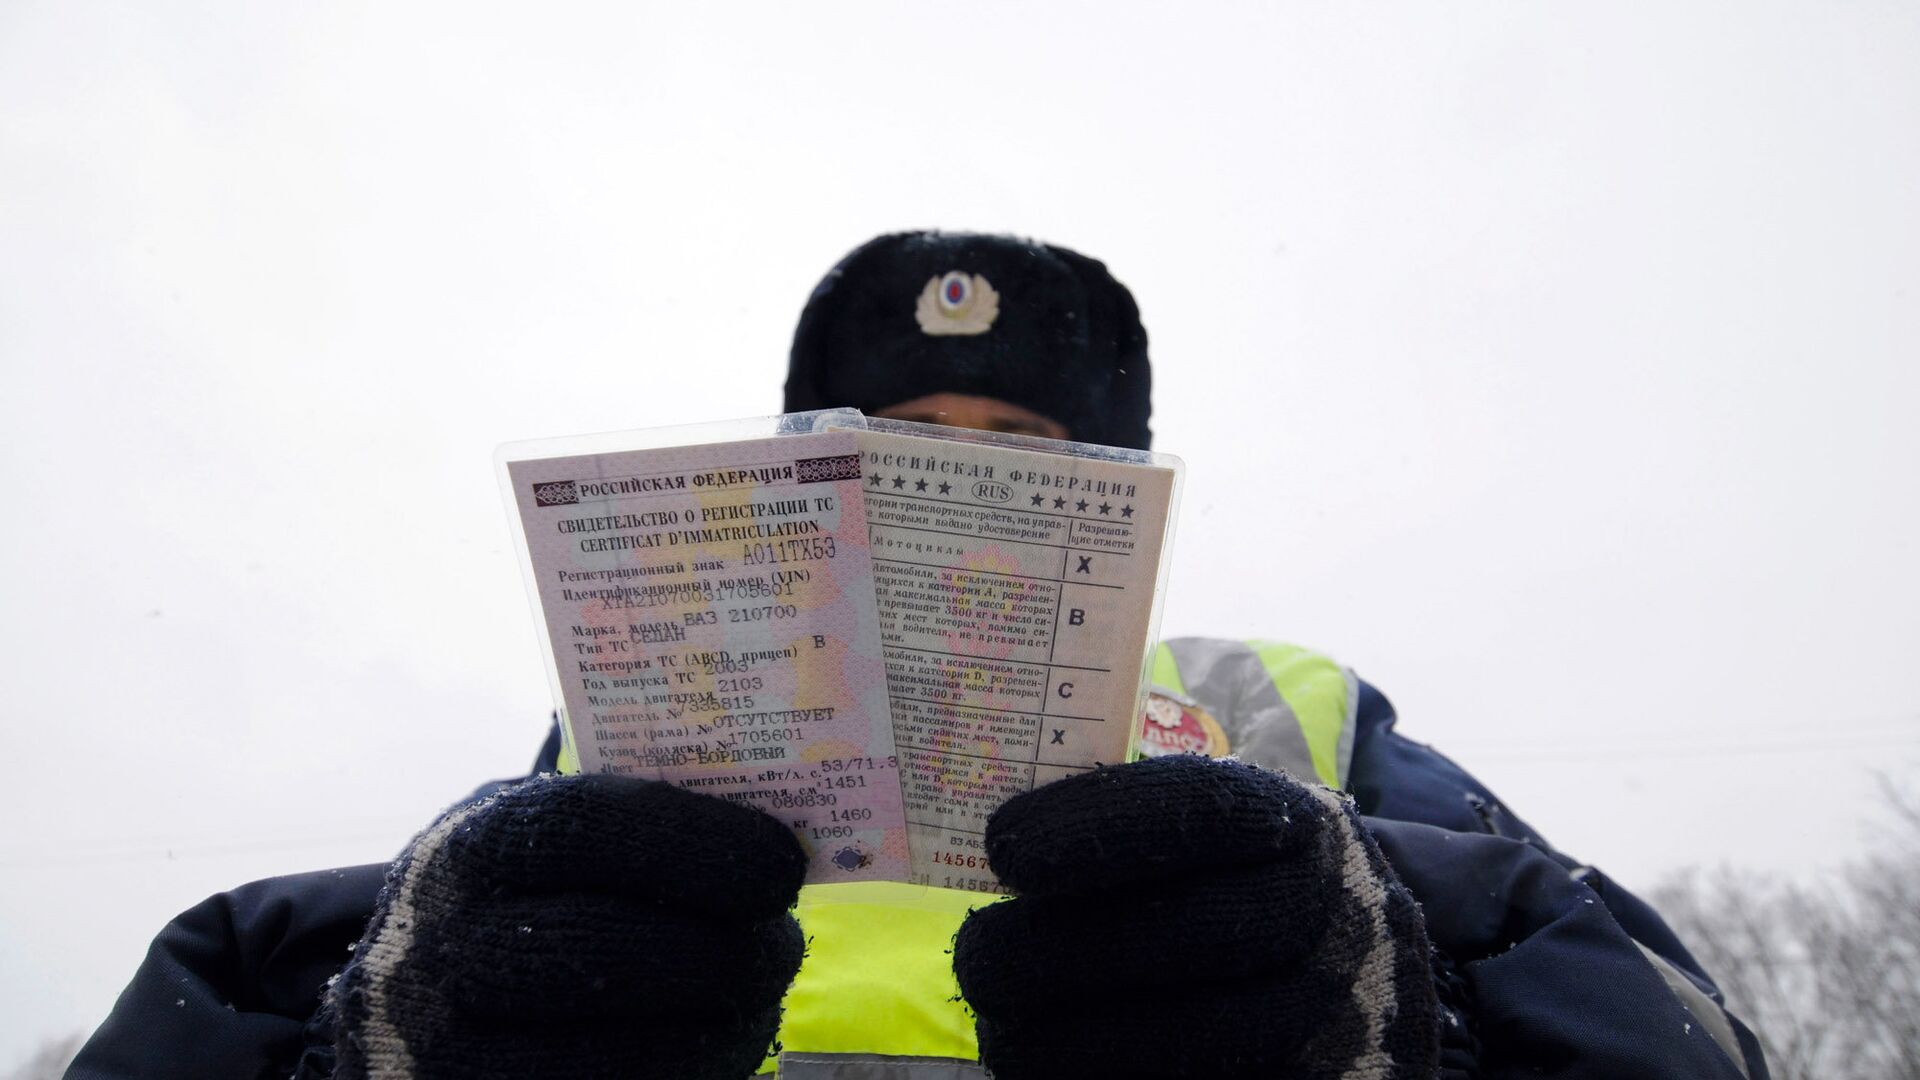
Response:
[328,773,807,1080]
[952,755,1441,1079]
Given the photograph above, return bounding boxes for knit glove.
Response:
[329,773,806,1080]
[952,755,1440,1079]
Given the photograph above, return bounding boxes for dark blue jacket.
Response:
[69,683,1771,1078]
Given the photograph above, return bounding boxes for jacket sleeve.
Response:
[67,863,385,1080]
[69,735,558,1079]
[1347,679,1770,1078]
[1369,819,1767,1079]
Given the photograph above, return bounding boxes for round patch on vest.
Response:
[1135,690,1231,758]
[915,271,1000,336]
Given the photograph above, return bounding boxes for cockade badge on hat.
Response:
[915,270,1000,336]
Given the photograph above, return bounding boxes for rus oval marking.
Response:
[973,480,1013,503]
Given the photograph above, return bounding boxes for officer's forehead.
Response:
[872,392,1068,436]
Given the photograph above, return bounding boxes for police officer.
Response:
[70,233,1770,1080]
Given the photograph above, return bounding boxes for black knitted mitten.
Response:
[953,755,1439,1079]
[330,773,807,1080]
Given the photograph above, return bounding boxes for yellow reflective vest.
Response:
[746,638,1358,1078]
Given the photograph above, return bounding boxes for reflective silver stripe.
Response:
[776,1053,987,1079]
[1164,637,1321,784]
[1634,943,1751,1078]
[1338,665,1359,788]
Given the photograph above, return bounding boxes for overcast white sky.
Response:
[3,0,1917,1066]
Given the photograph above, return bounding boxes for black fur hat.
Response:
[784,232,1153,450]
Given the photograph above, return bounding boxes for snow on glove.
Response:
[953,755,1440,1080]
[329,773,807,1080]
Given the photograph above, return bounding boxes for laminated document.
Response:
[500,413,910,884]
[846,419,1181,891]
[500,412,1182,892]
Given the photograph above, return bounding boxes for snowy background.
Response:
[3,1,1917,1066]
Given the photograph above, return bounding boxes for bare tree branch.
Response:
[1653,769,1920,1080]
